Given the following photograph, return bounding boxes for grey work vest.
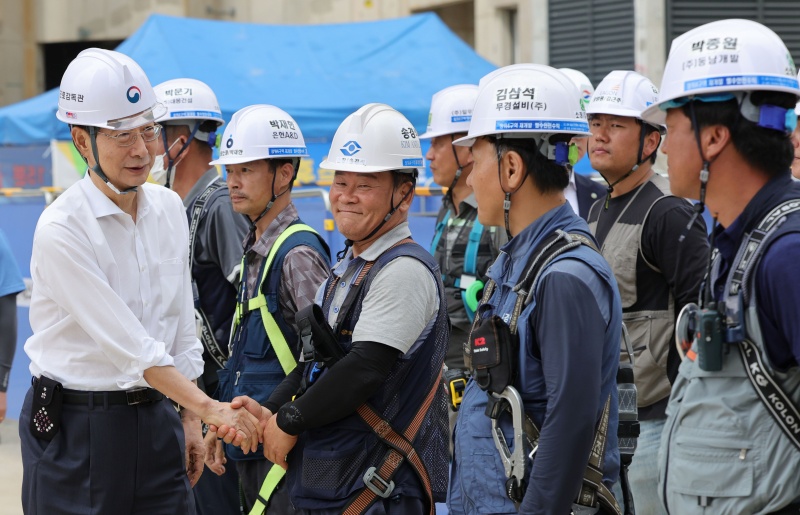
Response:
[658,204,800,514]
[588,173,675,407]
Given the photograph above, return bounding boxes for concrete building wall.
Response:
[0,0,672,108]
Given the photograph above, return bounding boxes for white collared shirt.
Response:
[564,170,578,215]
[26,173,203,390]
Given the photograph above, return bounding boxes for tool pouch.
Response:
[470,314,517,394]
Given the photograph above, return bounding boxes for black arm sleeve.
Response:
[275,340,400,435]
[0,293,18,393]
[263,365,304,414]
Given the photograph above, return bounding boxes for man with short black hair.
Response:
[642,19,800,513]
[586,70,709,515]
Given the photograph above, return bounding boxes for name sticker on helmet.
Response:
[59,91,84,103]
[402,158,423,167]
[495,120,590,132]
[451,115,472,123]
[684,75,799,92]
[269,147,307,156]
[170,110,221,118]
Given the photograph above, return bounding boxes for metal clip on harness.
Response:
[487,386,537,507]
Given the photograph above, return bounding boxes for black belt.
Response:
[63,387,164,406]
[32,378,164,406]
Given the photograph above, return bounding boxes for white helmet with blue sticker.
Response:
[321,103,423,175]
[419,84,479,139]
[210,104,307,166]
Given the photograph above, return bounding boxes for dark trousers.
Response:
[20,386,195,515]
[236,459,296,514]
[194,460,241,515]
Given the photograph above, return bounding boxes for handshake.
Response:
[202,395,296,475]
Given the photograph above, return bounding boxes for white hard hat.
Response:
[559,68,594,111]
[210,104,307,166]
[454,64,590,148]
[795,70,800,116]
[154,78,224,126]
[642,19,800,125]
[419,84,479,139]
[320,103,423,174]
[588,70,660,126]
[56,48,165,130]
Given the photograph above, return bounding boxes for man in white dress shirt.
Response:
[19,48,258,515]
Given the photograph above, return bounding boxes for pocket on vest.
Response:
[297,438,371,501]
[668,427,753,501]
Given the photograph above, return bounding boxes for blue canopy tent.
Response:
[0,13,495,156]
[0,13,498,420]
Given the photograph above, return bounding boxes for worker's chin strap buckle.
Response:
[362,466,395,498]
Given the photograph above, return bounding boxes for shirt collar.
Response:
[79,170,152,220]
[568,169,577,189]
[713,174,794,263]
[333,222,412,274]
[246,202,299,257]
[489,203,590,285]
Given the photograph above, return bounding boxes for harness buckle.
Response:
[362,466,394,498]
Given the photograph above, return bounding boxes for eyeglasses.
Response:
[97,124,162,147]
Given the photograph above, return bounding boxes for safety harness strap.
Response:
[429,209,451,254]
[342,369,442,515]
[248,465,286,515]
[188,177,228,368]
[233,223,321,375]
[723,199,800,452]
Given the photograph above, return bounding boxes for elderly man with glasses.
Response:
[19,48,259,514]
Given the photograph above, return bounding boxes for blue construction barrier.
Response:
[1,187,441,420]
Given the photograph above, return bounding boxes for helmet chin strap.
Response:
[495,137,534,241]
[163,122,200,189]
[244,160,294,249]
[445,134,466,205]
[598,124,659,210]
[336,176,416,261]
[88,126,137,195]
[679,101,715,243]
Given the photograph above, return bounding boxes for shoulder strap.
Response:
[237,223,322,376]
[738,339,800,452]
[728,199,800,453]
[463,218,484,276]
[509,230,598,335]
[429,209,451,254]
[325,238,415,338]
[188,176,225,269]
[187,176,228,368]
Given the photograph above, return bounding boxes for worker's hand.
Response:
[203,429,226,476]
[262,414,297,471]
[209,396,273,445]
[202,401,261,453]
[181,410,204,487]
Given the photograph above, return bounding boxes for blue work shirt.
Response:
[712,173,800,370]
[449,203,622,514]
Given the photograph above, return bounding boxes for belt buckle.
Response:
[125,387,151,406]
[362,467,394,498]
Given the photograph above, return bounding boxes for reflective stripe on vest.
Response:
[248,464,286,515]
[232,223,319,376]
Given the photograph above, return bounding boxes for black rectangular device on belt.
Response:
[29,375,64,441]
